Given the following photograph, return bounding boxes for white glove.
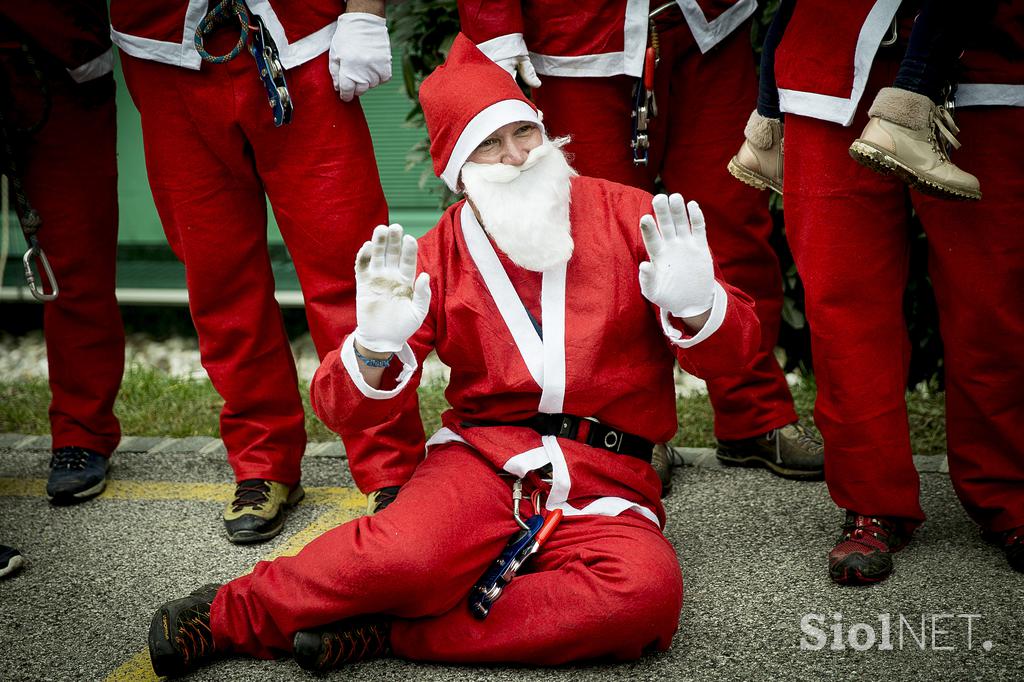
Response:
[329,13,392,102]
[638,194,716,318]
[353,224,431,353]
[495,54,541,88]
[478,34,541,88]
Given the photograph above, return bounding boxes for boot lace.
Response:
[930,104,962,161]
[231,480,271,513]
[321,619,391,667]
[783,422,824,456]
[176,603,214,667]
[50,447,91,471]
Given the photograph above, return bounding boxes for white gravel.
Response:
[0,332,720,396]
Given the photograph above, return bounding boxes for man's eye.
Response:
[516,126,533,135]
[478,139,497,149]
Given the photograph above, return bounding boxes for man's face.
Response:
[466,121,543,166]
[460,128,577,273]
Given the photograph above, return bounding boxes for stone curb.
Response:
[1,433,949,473]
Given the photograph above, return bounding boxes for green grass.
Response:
[0,366,946,455]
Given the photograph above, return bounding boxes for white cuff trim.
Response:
[477,33,529,63]
[425,427,468,451]
[955,84,1024,108]
[339,334,417,400]
[659,280,727,348]
[68,47,114,83]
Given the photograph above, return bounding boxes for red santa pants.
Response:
[532,19,797,440]
[18,73,124,456]
[120,53,424,488]
[785,63,1024,531]
[211,443,683,663]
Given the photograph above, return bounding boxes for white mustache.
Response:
[461,142,553,184]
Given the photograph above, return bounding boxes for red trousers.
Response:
[532,19,797,440]
[785,59,1024,531]
[211,443,683,663]
[17,72,124,456]
[120,53,425,489]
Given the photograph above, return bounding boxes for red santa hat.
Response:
[419,33,544,191]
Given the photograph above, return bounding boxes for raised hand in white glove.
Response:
[479,34,541,88]
[353,224,431,353]
[329,13,392,102]
[638,194,716,319]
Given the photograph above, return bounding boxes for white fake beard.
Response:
[461,138,577,272]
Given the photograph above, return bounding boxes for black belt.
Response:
[463,413,654,464]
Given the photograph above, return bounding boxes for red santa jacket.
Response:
[1,0,112,82]
[775,0,1024,126]
[312,176,760,528]
[459,0,757,78]
[109,0,345,70]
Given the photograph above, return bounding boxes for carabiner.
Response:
[22,235,58,301]
[880,17,899,47]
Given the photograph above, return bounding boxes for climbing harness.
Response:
[194,0,293,126]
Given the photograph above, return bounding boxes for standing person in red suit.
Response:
[458,0,825,487]
[109,0,426,544]
[143,34,761,677]
[772,0,1024,583]
[1,1,124,506]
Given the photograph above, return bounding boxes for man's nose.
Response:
[503,141,530,166]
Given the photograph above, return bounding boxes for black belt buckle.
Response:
[248,14,292,126]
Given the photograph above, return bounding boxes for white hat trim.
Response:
[440,98,544,191]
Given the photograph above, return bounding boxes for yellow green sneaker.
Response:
[223,479,304,544]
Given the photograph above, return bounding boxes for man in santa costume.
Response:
[145,34,761,676]
[773,0,1024,583]
[458,0,825,485]
[1,1,124,505]
[109,0,426,543]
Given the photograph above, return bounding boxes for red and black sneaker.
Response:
[828,511,912,586]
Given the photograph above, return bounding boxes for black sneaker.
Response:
[366,486,401,514]
[148,583,222,677]
[716,421,824,481]
[0,545,25,579]
[47,446,109,504]
[293,615,391,671]
[983,526,1024,573]
[223,479,305,544]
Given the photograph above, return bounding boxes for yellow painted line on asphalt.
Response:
[0,477,363,508]
[73,480,368,681]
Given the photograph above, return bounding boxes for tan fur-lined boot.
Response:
[849,87,980,200]
[728,110,784,195]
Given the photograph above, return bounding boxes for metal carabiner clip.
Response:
[22,235,58,301]
[248,14,293,126]
[880,16,899,47]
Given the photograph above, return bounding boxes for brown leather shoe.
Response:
[716,421,823,481]
[728,110,783,195]
[651,443,683,498]
[849,87,980,201]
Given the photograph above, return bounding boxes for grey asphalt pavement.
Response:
[0,436,1021,681]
